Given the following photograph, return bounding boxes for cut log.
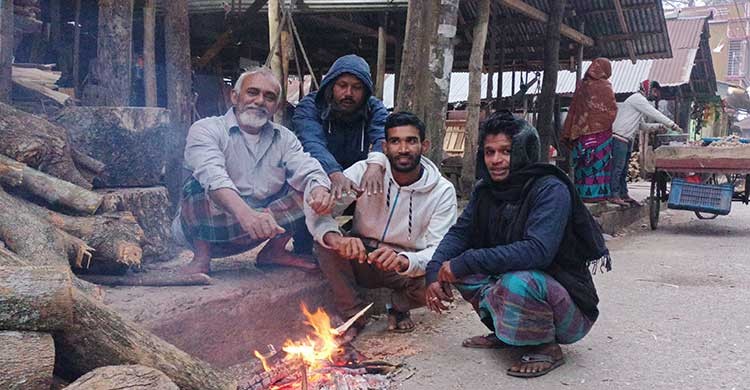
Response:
[71,148,105,175]
[0,244,28,266]
[0,266,74,331]
[0,331,55,390]
[54,106,172,187]
[0,154,104,214]
[98,186,176,260]
[0,102,91,188]
[63,365,178,390]
[0,188,141,273]
[80,271,211,287]
[56,288,238,390]
[0,265,233,389]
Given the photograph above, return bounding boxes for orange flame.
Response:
[281,303,341,370]
[253,350,271,372]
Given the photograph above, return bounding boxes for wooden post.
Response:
[95,0,134,106]
[143,0,157,107]
[575,23,585,81]
[424,0,459,166]
[486,28,496,103]
[394,39,402,101]
[50,0,61,45]
[375,20,387,100]
[279,25,290,122]
[0,0,14,103]
[73,0,81,97]
[496,35,504,104]
[268,0,283,121]
[164,0,193,205]
[460,0,490,192]
[536,0,566,162]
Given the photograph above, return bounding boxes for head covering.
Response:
[639,79,652,95]
[316,54,374,107]
[561,58,618,143]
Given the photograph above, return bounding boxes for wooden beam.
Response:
[306,15,398,44]
[375,22,387,99]
[497,0,594,47]
[194,0,268,69]
[613,0,636,64]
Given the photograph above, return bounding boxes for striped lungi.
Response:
[454,270,595,346]
[177,177,305,247]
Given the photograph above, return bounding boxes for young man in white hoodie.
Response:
[305,112,457,335]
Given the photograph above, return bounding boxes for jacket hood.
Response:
[315,54,374,107]
[384,154,442,194]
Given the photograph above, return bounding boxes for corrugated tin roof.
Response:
[178,0,408,14]
[649,17,705,87]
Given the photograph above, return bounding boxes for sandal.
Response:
[462,334,512,349]
[506,353,565,378]
[387,309,415,333]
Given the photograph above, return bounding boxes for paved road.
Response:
[358,197,750,390]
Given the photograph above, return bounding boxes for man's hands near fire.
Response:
[307,186,335,215]
[427,261,457,314]
[323,233,409,272]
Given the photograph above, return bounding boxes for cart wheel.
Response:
[649,175,661,230]
[695,212,718,220]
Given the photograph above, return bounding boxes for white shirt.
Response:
[612,93,676,140]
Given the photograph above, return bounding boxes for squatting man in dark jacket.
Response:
[425,111,610,378]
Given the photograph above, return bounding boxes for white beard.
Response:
[237,108,269,129]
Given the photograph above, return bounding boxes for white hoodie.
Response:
[305,153,457,278]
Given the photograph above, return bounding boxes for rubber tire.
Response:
[649,176,661,230]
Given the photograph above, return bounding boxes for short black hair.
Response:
[479,110,522,146]
[650,81,662,90]
[385,111,426,141]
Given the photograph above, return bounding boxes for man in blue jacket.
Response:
[293,54,389,199]
[425,111,610,378]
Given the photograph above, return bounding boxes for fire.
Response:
[282,304,341,369]
[254,303,341,372]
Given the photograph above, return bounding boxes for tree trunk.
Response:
[0,266,75,331]
[0,0,13,103]
[63,365,179,390]
[143,0,157,107]
[72,0,81,96]
[375,22,387,100]
[93,0,133,106]
[268,0,282,97]
[0,102,92,189]
[424,0,459,167]
[0,331,55,390]
[164,0,192,207]
[56,288,237,390]
[396,0,434,118]
[460,0,490,193]
[537,0,566,161]
[0,155,104,214]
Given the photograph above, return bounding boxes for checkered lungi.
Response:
[177,177,306,251]
[454,270,595,346]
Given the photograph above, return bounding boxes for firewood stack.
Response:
[0,102,237,388]
[627,151,641,183]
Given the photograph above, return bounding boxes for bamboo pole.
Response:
[375,22,387,100]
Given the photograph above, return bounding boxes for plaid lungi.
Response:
[455,270,594,346]
[178,177,305,246]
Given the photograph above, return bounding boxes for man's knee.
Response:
[498,271,547,300]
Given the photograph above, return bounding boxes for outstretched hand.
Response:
[329,172,362,200]
[307,186,334,215]
[360,163,385,196]
[425,281,453,314]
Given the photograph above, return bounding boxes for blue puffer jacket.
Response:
[292,54,388,174]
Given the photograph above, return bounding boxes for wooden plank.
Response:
[613,0,636,64]
[498,0,593,47]
[655,158,750,173]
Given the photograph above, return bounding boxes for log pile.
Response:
[627,151,641,183]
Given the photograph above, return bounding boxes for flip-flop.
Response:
[462,334,513,349]
[506,353,565,378]
[387,309,416,333]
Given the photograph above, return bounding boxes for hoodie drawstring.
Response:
[360,122,365,152]
[382,179,413,242]
[408,191,413,241]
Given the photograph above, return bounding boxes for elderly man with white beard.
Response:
[172,67,334,276]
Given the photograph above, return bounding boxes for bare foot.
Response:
[387,309,415,333]
[174,240,211,275]
[256,235,318,271]
[507,343,564,378]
